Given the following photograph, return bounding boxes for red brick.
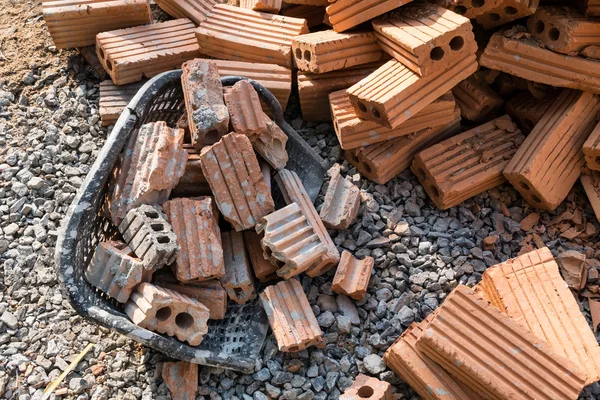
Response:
[583,120,600,171]
[452,75,504,123]
[155,280,227,320]
[581,169,600,222]
[220,231,256,304]
[240,0,282,13]
[320,166,360,230]
[253,114,289,170]
[281,5,327,29]
[432,0,503,18]
[224,80,267,141]
[505,90,559,133]
[339,374,392,400]
[325,0,413,33]
[99,80,145,126]
[578,0,600,16]
[155,0,227,25]
[162,362,197,400]
[476,0,539,30]
[243,231,278,283]
[331,251,373,301]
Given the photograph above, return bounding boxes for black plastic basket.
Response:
[55,70,328,373]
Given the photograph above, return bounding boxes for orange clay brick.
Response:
[479,30,600,94]
[195,5,308,68]
[43,0,151,49]
[200,133,275,231]
[275,169,340,277]
[347,57,477,129]
[339,374,392,400]
[253,113,289,170]
[583,121,600,171]
[154,0,227,25]
[154,280,227,320]
[412,115,525,210]
[326,0,414,33]
[182,60,230,148]
[109,121,188,225]
[96,19,200,85]
[256,203,327,279]
[125,282,210,346]
[240,0,282,13]
[243,231,278,283]
[372,4,476,77]
[505,90,559,133]
[476,0,539,30]
[480,247,600,385]
[172,147,211,197]
[344,111,462,185]
[504,90,600,210]
[452,76,504,123]
[320,165,361,230]
[528,6,600,55]
[331,251,374,301]
[163,197,224,283]
[292,30,382,74]
[298,63,380,121]
[224,80,267,140]
[281,5,327,29]
[581,169,600,222]
[220,231,256,304]
[99,80,145,126]
[432,0,503,18]
[415,285,587,400]
[259,278,324,352]
[577,0,600,16]
[330,90,456,150]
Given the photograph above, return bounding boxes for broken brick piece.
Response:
[163,197,224,283]
[330,90,456,150]
[224,80,267,140]
[519,212,540,231]
[504,89,600,210]
[172,147,211,197]
[452,75,504,123]
[412,115,525,210]
[281,5,327,29]
[347,57,477,129]
[195,5,308,68]
[577,0,600,16]
[320,165,360,230]
[99,80,145,126]
[372,4,476,77]
[256,203,327,279]
[331,251,374,301]
[155,280,227,320]
[182,60,230,148]
[292,30,382,74]
[43,0,151,49]
[162,362,198,400]
[85,240,143,303]
[505,90,559,133]
[200,133,275,231]
[253,114,289,170]
[583,121,600,171]
[325,0,413,33]
[344,114,462,185]
[240,0,282,13]
[480,247,600,384]
[118,205,179,280]
[125,282,209,346]
[260,278,324,352]
[339,374,392,400]
[109,121,188,225]
[433,0,503,18]
[275,169,340,277]
[220,231,256,304]
[581,169,600,222]
[96,19,200,85]
[476,0,539,30]
[556,250,587,291]
[243,231,278,283]
[155,0,227,25]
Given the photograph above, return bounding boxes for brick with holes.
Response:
[331,251,374,301]
[152,279,227,320]
[452,75,504,123]
[583,121,600,171]
[339,374,392,400]
[325,0,414,33]
[125,282,210,346]
[220,231,256,304]
[320,165,361,230]
[243,231,278,283]
[476,0,539,30]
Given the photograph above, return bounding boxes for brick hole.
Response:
[534,20,545,34]
[430,47,445,61]
[145,210,159,219]
[304,50,312,62]
[288,345,300,352]
[205,130,220,145]
[357,102,368,114]
[362,163,372,174]
[504,6,518,15]
[519,181,531,191]
[454,6,467,14]
[531,195,542,204]
[156,306,172,321]
[595,156,600,165]
[370,107,381,120]
[157,236,171,244]
[98,48,105,59]
[415,168,426,181]
[233,287,244,299]
[472,0,484,7]
[449,36,464,51]
[548,28,560,41]
[430,185,440,198]
[524,118,535,131]
[358,386,374,398]
[107,60,114,71]
[151,223,164,231]
[175,312,194,329]
[488,13,501,21]
[295,48,302,60]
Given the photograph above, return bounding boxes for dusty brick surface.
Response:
[583,120,600,171]
[220,231,256,304]
[225,80,267,140]
[331,251,374,301]
[325,0,413,32]
[240,0,282,12]
[339,374,392,400]
[155,0,227,25]
[320,165,361,230]
[476,0,539,29]
[99,80,145,126]
[162,362,198,400]
[452,75,504,123]
[154,280,228,320]
[243,231,278,283]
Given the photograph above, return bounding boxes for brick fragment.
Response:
[43,0,151,49]
[433,0,503,18]
[259,279,324,352]
[182,60,230,148]
[325,0,413,33]
[85,240,143,303]
[505,90,559,133]
[292,30,382,74]
[372,4,476,77]
[256,203,327,279]
[99,80,145,126]
[519,212,539,231]
[452,76,504,123]
[583,121,600,171]
[224,80,267,140]
[330,90,456,150]
[476,0,539,30]
[331,251,373,301]
[344,113,462,185]
[339,374,392,400]
[577,0,600,16]
[281,5,327,29]
[412,115,525,210]
[556,250,587,291]
[347,57,477,128]
[155,0,227,25]
[96,19,200,85]
[275,169,340,277]
[243,231,278,283]
[240,0,282,13]
[253,114,289,170]
[172,147,211,197]
[581,169,600,222]
[582,45,600,59]
[195,5,308,67]
[155,280,227,320]
[481,247,600,384]
[220,231,256,304]
[118,205,179,280]
[320,166,360,230]
[200,133,275,231]
[109,121,188,225]
[504,90,600,210]
[125,282,209,346]
[480,30,600,94]
[162,362,197,400]
[163,197,224,283]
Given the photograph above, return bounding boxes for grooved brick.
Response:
[154,280,227,320]
[339,374,392,400]
[195,5,308,67]
[320,166,361,230]
[240,0,282,13]
[504,89,600,210]
[243,231,278,283]
[412,115,525,210]
[505,90,559,133]
[281,5,327,29]
[125,282,210,346]
[581,169,600,222]
[416,285,587,400]
[432,0,503,18]
[259,278,324,352]
[220,231,256,304]
[43,0,151,49]
[583,121,600,171]
[224,80,267,140]
[200,133,275,231]
[96,19,200,85]
[325,0,414,33]
[481,247,600,385]
[331,251,374,301]
[99,80,145,126]
[476,0,539,30]
[347,57,477,129]
[155,0,227,25]
[452,76,504,123]
[577,0,600,16]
